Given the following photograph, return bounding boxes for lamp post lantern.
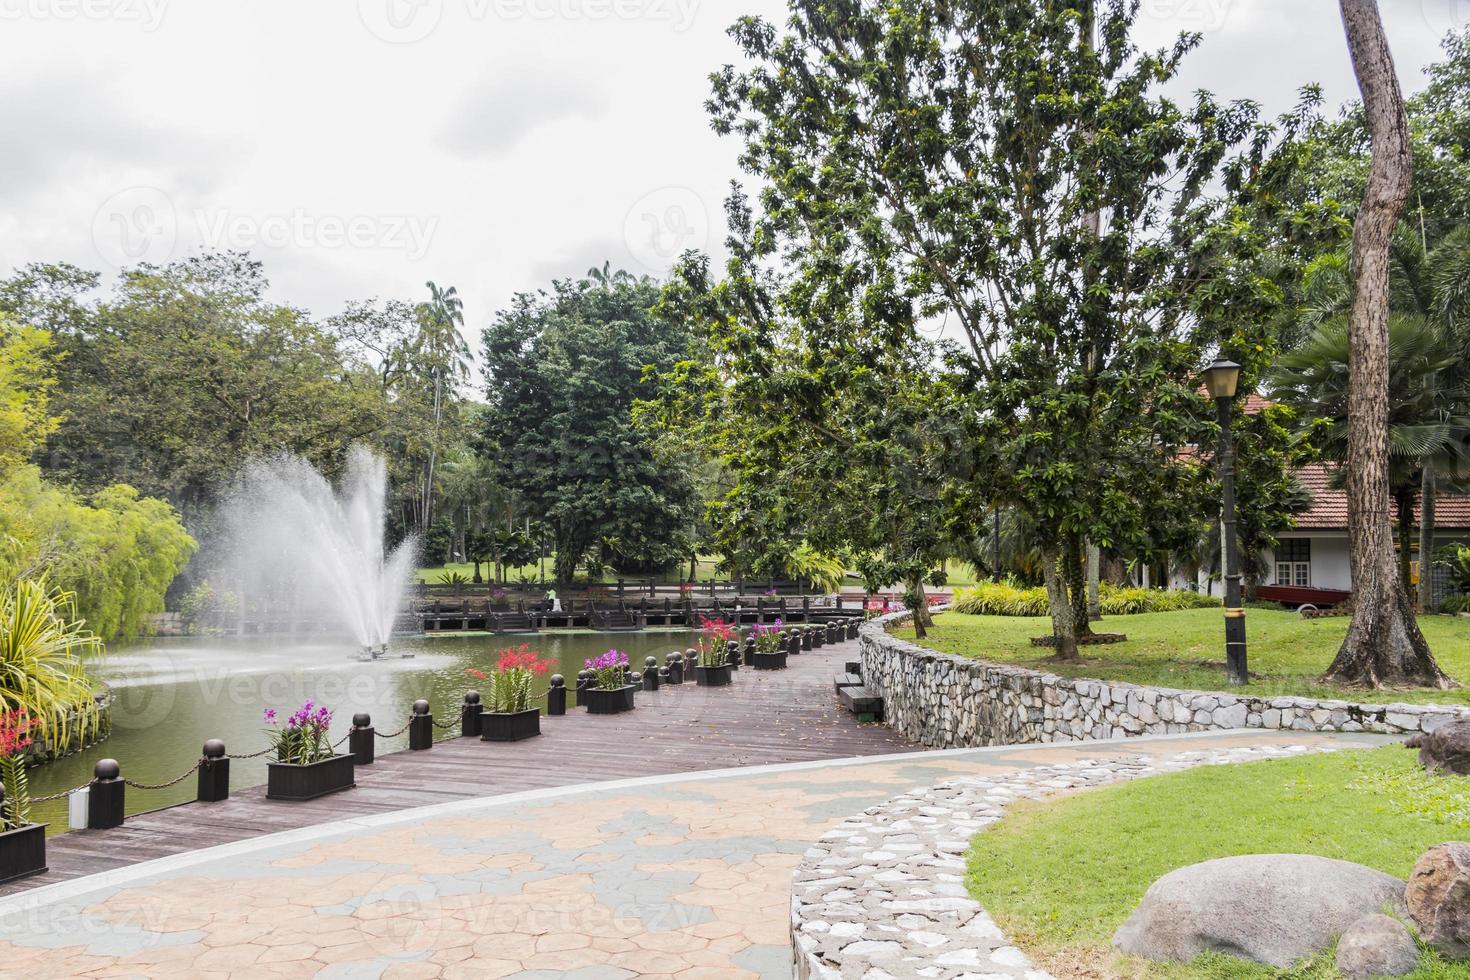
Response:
[1204,358,1247,686]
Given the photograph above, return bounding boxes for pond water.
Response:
[29,629,699,833]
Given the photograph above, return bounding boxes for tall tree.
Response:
[481,268,696,584]
[1327,0,1450,688]
[416,282,472,532]
[708,0,1309,658]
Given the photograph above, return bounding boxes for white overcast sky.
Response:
[0,0,1461,346]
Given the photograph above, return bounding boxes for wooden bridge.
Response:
[411,593,868,634]
[0,625,914,896]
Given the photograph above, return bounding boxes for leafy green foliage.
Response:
[0,318,57,470]
[481,269,696,584]
[0,467,195,640]
[0,754,28,831]
[0,580,102,747]
[951,583,1218,617]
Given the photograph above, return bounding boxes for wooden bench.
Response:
[834,673,863,693]
[839,685,884,723]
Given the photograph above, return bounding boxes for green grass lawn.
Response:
[894,608,1470,706]
[967,746,1470,978]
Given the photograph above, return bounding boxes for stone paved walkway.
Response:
[0,730,1386,979]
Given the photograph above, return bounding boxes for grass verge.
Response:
[967,746,1470,978]
[893,609,1470,706]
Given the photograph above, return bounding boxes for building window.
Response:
[1275,538,1311,588]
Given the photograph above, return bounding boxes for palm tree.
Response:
[1272,314,1470,596]
[0,580,101,745]
[415,282,472,532]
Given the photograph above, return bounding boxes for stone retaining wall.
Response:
[860,613,1467,748]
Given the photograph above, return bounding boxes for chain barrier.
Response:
[32,786,83,803]
[123,761,203,791]
[429,717,457,731]
[333,731,353,749]
[227,746,275,761]
[375,719,412,739]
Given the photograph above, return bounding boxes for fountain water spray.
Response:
[218,447,418,656]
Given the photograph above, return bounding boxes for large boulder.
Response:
[1407,842,1470,958]
[1113,855,1408,969]
[1335,914,1419,979]
[1407,721,1470,776]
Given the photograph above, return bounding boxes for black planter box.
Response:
[694,664,732,687]
[266,754,356,801]
[585,685,637,715]
[0,823,46,884]
[480,708,541,742]
[747,650,788,671]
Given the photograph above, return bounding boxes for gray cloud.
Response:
[438,63,609,157]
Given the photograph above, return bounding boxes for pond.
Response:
[28,629,700,833]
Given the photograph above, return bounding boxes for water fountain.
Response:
[217,447,418,657]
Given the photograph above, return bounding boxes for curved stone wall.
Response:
[859,613,1467,748]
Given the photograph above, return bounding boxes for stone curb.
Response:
[861,611,1468,749]
[790,743,1327,979]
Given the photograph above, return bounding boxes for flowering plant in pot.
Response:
[748,620,788,670]
[693,617,735,687]
[582,650,636,714]
[0,710,45,883]
[479,645,551,741]
[264,700,354,801]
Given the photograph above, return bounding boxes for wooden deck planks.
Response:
[0,635,914,895]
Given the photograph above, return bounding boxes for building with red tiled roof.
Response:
[1257,463,1470,604]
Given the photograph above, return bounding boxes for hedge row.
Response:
[950,582,1221,617]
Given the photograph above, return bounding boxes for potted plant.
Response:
[264,700,355,801]
[693,617,735,687]
[582,650,637,714]
[0,711,45,884]
[478,645,551,741]
[748,620,788,670]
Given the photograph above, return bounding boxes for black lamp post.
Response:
[1204,357,1247,686]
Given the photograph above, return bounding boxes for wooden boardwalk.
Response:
[2,633,914,895]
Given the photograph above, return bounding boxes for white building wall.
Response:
[1263,533,1352,591]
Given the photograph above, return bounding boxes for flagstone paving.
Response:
[0,729,1389,979]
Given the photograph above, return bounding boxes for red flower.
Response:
[0,711,33,758]
[493,643,552,676]
[465,668,488,681]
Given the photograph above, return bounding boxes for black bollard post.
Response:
[801,627,813,651]
[409,699,433,751]
[461,691,482,738]
[667,652,684,686]
[743,636,757,667]
[826,622,838,644]
[848,618,859,640]
[788,629,801,659]
[643,656,660,691]
[659,666,670,685]
[88,759,125,830]
[726,639,741,671]
[576,670,592,709]
[350,713,376,765]
[547,675,567,716]
[197,740,230,803]
[812,624,825,649]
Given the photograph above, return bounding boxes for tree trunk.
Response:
[1086,542,1102,621]
[1326,0,1451,689]
[1042,544,1079,660]
[906,576,932,639]
[1066,536,1092,638]
[1420,465,1437,612]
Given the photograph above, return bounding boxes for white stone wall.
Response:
[860,614,1466,748]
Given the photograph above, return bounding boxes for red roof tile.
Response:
[1293,463,1470,531]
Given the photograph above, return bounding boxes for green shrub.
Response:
[1441,594,1470,614]
[950,582,1219,617]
